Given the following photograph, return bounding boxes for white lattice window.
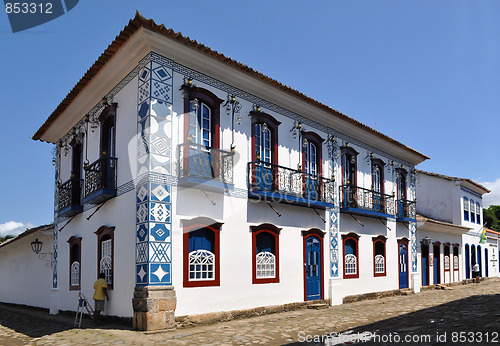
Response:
[189,249,215,280]
[100,238,112,284]
[453,256,459,270]
[375,254,385,273]
[444,255,450,270]
[71,261,80,287]
[345,254,357,275]
[100,256,112,284]
[256,252,275,278]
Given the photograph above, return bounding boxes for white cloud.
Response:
[478,178,500,208]
[0,221,34,238]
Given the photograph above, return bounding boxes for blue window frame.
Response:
[470,199,476,223]
[463,197,469,221]
[476,202,481,224]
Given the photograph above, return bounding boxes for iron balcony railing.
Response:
[247,161,335,205]
[58,177,83,212]
[178,142,234,184]
[84,157,117,199]
[340,185,395,216]
[397,199,416,219]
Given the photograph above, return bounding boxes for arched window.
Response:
[95,226,115,289]
[465,243,470,279]
[463,197,469,221]
[341,147,358,186]
[470,199,476,223]
[99,104,117,158]
[373,235,386,276]
[67,236,82,290]
[183,217,222,287]
[251,224,281,284]
[342,233,359,279]
[476,202,481,224]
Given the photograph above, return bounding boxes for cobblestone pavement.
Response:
[0,279,499,345]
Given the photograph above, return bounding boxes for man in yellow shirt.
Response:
[93,273,110,326]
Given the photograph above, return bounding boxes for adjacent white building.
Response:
[415,170,492,286]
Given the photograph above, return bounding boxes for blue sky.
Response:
[1,1,499,236]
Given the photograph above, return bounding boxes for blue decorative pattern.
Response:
[135,59,174,286]
[329,209,339,277]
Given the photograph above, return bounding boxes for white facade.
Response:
[0,225,53,309]
[29,14,432,319]
[416,171,491,286]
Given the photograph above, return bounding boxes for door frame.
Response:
[398,238,409,289]
[302,228,325,301]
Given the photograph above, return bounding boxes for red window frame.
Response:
[250,223,281,284]
[342,232,360,279]
[250,111,281,163]
[182,217,223,288]
[67,236,82,291]
[340,146,358,186]
[372,235,387,277]
[183,87,222,149]
[95,226,115,290]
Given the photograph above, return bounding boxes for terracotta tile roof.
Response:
[32,12,429,163]
[416,170,490,194]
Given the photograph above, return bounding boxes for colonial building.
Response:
[415,170,491,286]
[32,13,429,330]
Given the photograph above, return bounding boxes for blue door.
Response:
[305,236,321,300]
[477,246,482,277]
[422,256,428,286]
[465,245,470,279]
[399,242,408,289]
[485,249,489,277]
[433,245,440,284]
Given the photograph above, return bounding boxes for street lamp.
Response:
[30,238,53,267]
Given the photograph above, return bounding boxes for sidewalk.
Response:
[1,278,499,345]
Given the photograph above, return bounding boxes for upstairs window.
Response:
[95,226,115,289]
[463,197,469,221]
[183,87,222,149]
[67,236,82,290]
[476,202,481,224]
[396,168,407,201]
[470,199,476,223]
[341,147,358,186]
[373,236,386,276]
[251,112,280,163]
[251,224,281,284]
[302,132,324,200]
[99,104,117,158]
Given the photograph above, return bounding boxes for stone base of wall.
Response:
[343,288,414,304]
[175,299,330,328]
[132,286,176,331]
[420,277,492,291]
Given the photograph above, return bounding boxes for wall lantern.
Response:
[421,237,432,247]
[222,94,242,151]
[30,238,53,267]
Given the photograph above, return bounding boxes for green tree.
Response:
[484,205,500,232]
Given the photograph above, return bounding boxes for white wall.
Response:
[0,231,53,308]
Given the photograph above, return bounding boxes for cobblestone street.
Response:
[0,279,499,345]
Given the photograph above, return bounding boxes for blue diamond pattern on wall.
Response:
[151,81,172,104]
[137,223,148,242]
[150,263,171,284]
[151,183,170,202]
[150,223,170,241]
[136,56,173,286]
[136,264,148,284]
[152,65,172,82]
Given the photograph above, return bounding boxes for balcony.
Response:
[57,178,83,217]
[340,185,395,219]
[247,161,335,209]
[178,142,234,191]
[84,157,117,204]
[396,199,416,222]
